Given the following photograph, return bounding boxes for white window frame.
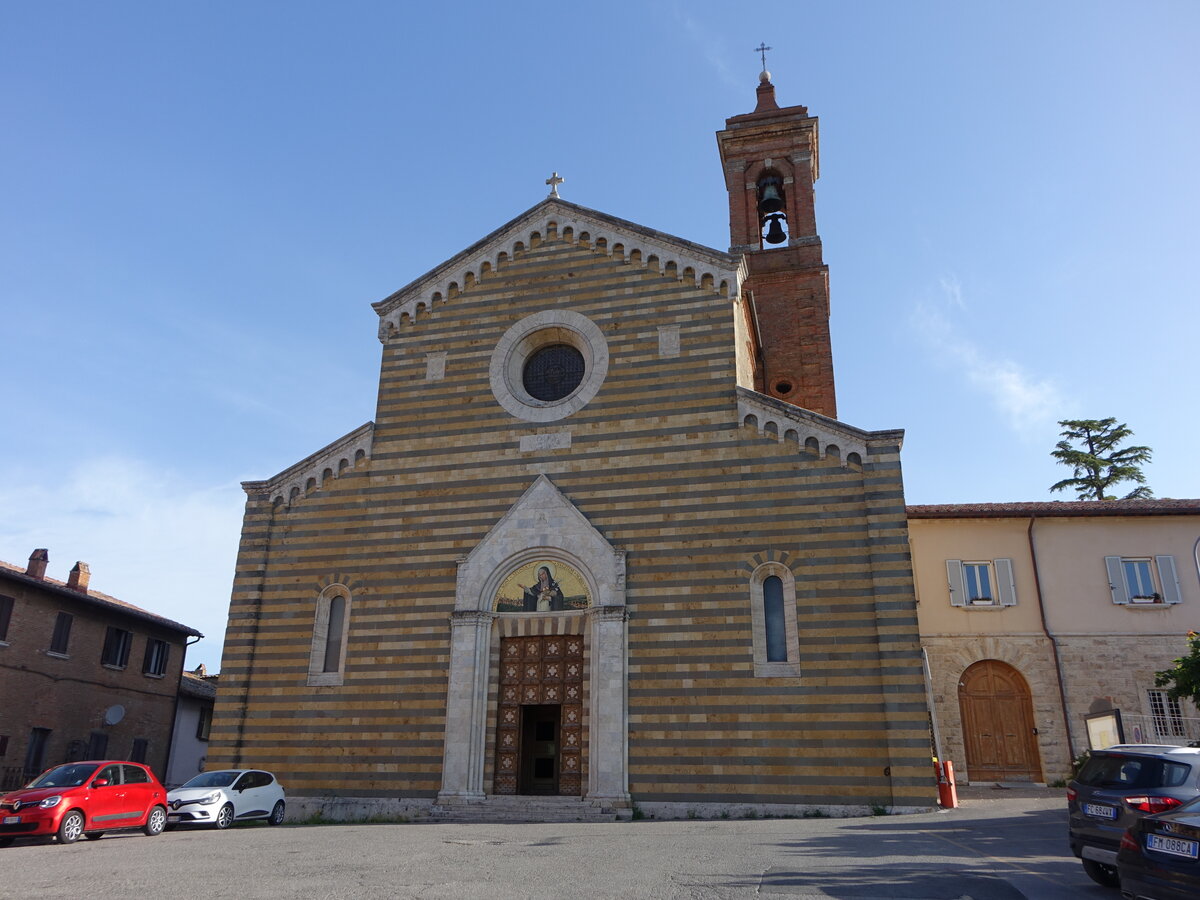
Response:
[1147,689,1186,738]
[308,584,352,686]
[946,559,1016,608]
[1105,556,1182,605]
[748,562,800,678]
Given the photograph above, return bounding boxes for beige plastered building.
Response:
[909,500,1200,785]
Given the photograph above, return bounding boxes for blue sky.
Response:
[3,1,1197,672]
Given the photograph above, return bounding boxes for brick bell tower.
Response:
[717,67,836,418]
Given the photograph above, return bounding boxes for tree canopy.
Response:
[1049,417,1153,501]
[1155,633,1200,705]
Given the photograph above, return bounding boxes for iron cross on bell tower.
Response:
[755,42,772,72]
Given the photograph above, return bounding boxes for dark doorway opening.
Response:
[519,705,560,795]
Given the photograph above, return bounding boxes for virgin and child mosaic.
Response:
[494,560,590,613]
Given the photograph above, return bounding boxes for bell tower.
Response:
[717,69,836,418]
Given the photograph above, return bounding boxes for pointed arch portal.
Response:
[437,476,630,806]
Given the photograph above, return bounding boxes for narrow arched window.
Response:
[763,575,787,662]
[308,584,352,686]
[323,595,346,673]
[748,562,801,677]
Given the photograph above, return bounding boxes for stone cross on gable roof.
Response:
[545,171,564,198]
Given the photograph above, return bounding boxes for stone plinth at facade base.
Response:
[286,794,933,825]
[286,795,434,824]
[635,801,935,821]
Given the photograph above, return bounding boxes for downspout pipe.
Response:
[1028,515,1076,763]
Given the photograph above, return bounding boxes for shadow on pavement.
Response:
[759,865,1026,898]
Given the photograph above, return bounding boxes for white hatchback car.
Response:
[166,770,285,829]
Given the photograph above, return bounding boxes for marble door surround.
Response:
[437,476,630,806]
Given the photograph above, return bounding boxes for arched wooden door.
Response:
[958,660,1043,782]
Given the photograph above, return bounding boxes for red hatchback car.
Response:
[0,760,168,846]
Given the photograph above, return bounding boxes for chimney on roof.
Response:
[26,549,49,580]
[67,561,91,593]
[193,663,208,677]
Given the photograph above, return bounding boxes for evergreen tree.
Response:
[1049,417,1153,501]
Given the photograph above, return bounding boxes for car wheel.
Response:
[1082,858,1120,888]
[144,805,167,836]
[215,803,235,830]
[268,800,285,826]
[57,810,85,844]
[84,832,107,841]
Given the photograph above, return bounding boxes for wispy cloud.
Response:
[673,4,743,90]
[0,456,244,672]
[912,279,1066,436]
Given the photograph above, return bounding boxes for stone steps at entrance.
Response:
[429,795,630,824]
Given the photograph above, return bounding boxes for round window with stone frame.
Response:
[489,310,609,423]
[522,343,585,401]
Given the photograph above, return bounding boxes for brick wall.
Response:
[0,575,187,784]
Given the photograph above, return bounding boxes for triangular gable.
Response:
[455,475,626,612]
[373,198,746,341]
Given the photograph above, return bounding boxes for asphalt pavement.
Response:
[1,786,1113,899]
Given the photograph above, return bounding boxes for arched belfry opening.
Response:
[757,171,789,247]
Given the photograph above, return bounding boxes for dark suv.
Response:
[1069,745,1200,888]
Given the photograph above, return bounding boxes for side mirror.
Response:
[92,779,110,788]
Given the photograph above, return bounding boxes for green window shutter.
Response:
[995,558,1017,606]
[946,560,966,607]
[1105,556,1128,604]
[1157,556,1182,605]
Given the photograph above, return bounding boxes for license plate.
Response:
[1084,803,1117,819]
[1148,834,1200,858]
[3,816,18,824]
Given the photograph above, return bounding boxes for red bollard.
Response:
[937,760,959,808]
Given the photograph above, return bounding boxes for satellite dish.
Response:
[104,705,125,726]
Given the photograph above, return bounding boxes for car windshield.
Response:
[179,771,240,788]
[28,763,100,789]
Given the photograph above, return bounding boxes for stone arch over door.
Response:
[958,659,1043,783]
[437,476,629,806]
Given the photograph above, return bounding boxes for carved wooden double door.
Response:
[958,659,1043,782]
[494,635,584,796]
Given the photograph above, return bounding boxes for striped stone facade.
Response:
[207,197,934,813]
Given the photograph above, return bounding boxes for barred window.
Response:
[1148,690,1186,738]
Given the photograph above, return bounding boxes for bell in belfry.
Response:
[757,178,785,215]
[763,214,787,244]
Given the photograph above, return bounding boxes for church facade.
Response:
[209,75,935,816]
